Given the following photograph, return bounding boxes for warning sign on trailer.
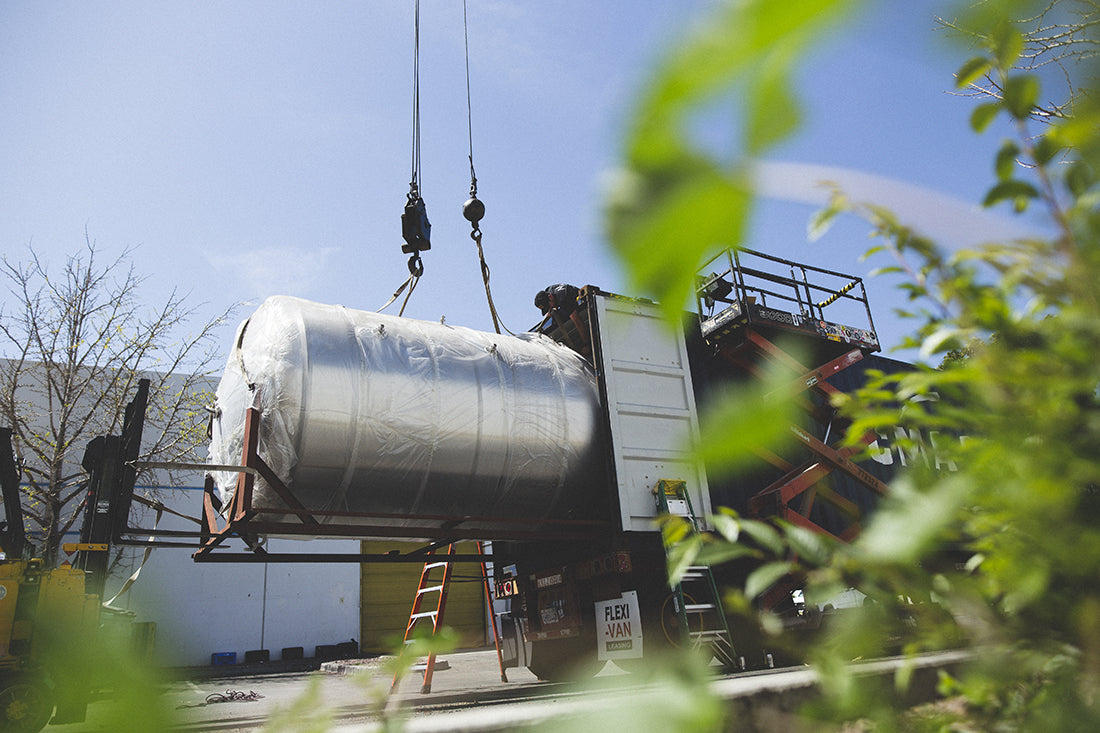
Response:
[595,590,643,660]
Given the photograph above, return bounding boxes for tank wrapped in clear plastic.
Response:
[208,296,606,536]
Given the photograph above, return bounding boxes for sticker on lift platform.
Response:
[595,590,643,661]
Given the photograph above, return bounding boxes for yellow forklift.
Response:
[0,428,99,731]
[0,382,150,732]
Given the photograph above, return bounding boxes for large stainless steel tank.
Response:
[208,296,605,535]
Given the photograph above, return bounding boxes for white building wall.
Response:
[102,487,360,668]
[5,361,361,668]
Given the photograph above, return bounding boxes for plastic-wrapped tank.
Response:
[208,296,605,535]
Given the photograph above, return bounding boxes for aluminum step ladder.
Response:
[656,479,739,671]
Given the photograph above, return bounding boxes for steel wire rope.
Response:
[380,0,426,313]
[410,0,423,203]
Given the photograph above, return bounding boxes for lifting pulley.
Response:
[402,191,429,278]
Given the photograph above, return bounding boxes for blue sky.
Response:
[1,1,1045,359]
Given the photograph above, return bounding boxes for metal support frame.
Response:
[191,393,611,563]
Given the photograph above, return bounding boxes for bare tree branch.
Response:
[940,0,1099,121]
[0,235,235,564]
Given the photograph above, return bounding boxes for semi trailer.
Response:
[199,247,909,681]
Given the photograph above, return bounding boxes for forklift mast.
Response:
[0,427,27,561]
[76,378,149,597]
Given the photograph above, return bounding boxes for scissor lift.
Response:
[695,248,886,546]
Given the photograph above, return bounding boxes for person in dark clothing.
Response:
[534,283,580,322]
[533,284,591,357]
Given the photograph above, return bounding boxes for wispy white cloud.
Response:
[750,160,1052,248]
[207,245,340,301]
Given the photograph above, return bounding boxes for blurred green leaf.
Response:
[855,476,969,565]
[693,366,800,475]
[614,0,859,324]
[747,49,801,153]
[738,518,786,556]
[918,325,965,359]
[995,140,1020,181]
[710,510,742,543]
[262,677,331,733]
[868,264,905,278]
[1032,134,1061,166]
[605,161,750,319]
[745,561,794,599]
[991,19,1024,69]
[782,522,834,566]
[661,513,696,548]
[631,0,856,159]
[955,56,992,88]
[697,539,757,567]
[808,199,844,242]
[982,179,1039,208]
[1002,74,1039,119]
[970,102,1001,132]
[1066,160,1095,198]
[858,243,887,262]
[667,531,703,586]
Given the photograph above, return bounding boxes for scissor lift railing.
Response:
[695,248,886,552]
[696,248,879,352]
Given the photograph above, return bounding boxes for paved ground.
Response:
[47,649,970,732]
[48,649,582,732]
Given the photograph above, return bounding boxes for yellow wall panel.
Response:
[359,541,487,654]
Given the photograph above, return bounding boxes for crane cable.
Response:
[381,0,508,329]
[410,0,422,207]
[403,0,426,315]
[461,0,511,335]
[379,0,427,315]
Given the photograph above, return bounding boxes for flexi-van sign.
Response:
[595,590,643,660]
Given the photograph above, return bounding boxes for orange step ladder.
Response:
[391,541,506,694]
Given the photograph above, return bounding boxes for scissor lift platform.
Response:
[695,248,886,554]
